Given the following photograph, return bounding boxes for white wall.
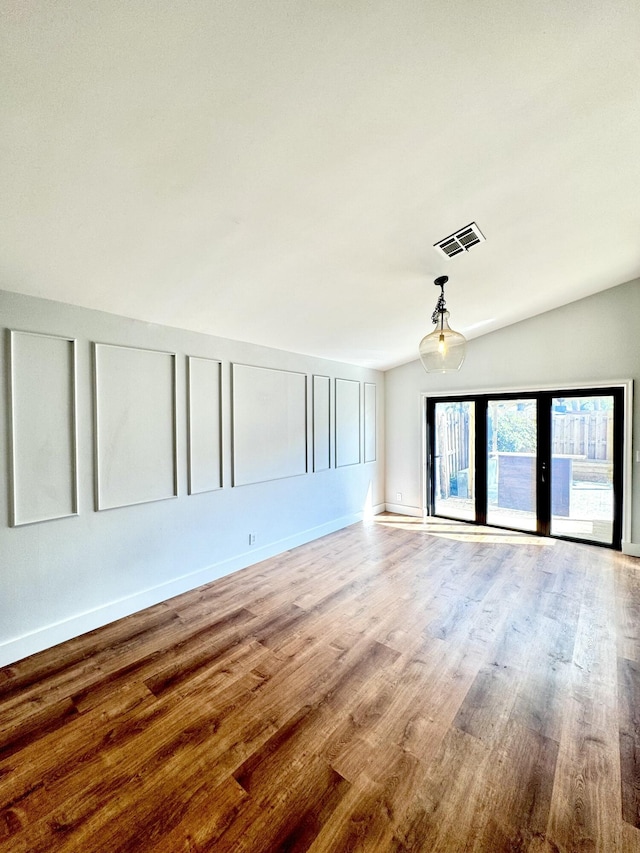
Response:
[385,277,640,547]
[0,289,385,666]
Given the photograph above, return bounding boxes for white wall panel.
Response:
[94,344,177,510]
[9,330,78,525]
[232,364,307,486]
[313,375,330,472]
[335,378,361,467]
[188,356,222,494]
[364,382,376,463]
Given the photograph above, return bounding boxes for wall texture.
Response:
[0,290,385,666]
[385,277,640,549]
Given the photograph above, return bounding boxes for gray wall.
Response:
[385,277,640,548]
[0,290,385,665]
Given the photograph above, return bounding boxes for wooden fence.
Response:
[435,407,613,498]
[551,411,613,461]
[435,406,472,497]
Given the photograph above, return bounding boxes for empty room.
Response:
[1,2,640,851]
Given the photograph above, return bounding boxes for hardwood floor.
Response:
[1,514,639,852]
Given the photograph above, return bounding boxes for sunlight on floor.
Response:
[374,513,547,546]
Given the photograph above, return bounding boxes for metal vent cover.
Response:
[434,222,485,258]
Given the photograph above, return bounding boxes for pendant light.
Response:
[419,275,466,373]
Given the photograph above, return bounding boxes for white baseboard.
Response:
[0,510,376,668]
[622,541,640,558]
[384,502,424,518]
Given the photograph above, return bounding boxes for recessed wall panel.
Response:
[9,330,78,526]
[364,382,376,463]
[335,378,361,468]
[94,344,177,510]
[313,375,330,472]
[232,364,307,486]
[188,356,222,494]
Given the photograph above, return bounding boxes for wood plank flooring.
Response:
[1,514,640,852]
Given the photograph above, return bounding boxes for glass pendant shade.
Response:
[419,310,466,373]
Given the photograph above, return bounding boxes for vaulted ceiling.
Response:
[2,1,639,368]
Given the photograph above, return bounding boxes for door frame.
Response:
[421,379,633,550]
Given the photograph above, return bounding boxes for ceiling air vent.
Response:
[434,222,485,258]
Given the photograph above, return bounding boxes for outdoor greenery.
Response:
[493,408,536,453]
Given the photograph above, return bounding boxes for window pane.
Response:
[434,401,475,520]
[551,395,614,544]
[487,399,537,531]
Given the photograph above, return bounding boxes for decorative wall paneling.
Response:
[312,375,331,472]
[8,332,373,523]
[8,330,78,526]
[94,344,178,510]
[187,356,223,494]
[335,378,361,468]
[231,363,308,487]
[364,381,377,463]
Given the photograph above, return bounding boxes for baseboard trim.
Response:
[363,502,387,519]
[384,503,424,518]
[0,510,376,667]
[622,542,640,558]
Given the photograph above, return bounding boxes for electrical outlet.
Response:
[249,532,256,546]
[396,492,402,502]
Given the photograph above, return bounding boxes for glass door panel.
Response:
[486,399,537,531]
[428,387,622,548]
[550,395,615,544]
[434,400,475,520]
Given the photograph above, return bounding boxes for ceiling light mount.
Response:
[419,275,466,373]
[431,275,449,324]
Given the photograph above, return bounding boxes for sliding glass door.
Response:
[427,388,624,548]
[550,394,617,545]
[433,400,475,520]
[486,398,537,532]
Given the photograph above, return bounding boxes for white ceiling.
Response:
[2,1,639,369]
